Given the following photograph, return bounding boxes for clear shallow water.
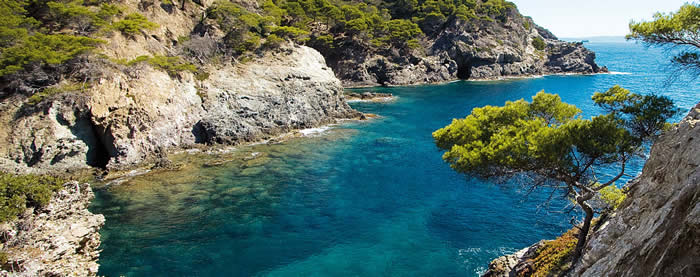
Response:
[92,42,698,276]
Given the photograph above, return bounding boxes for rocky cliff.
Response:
[327,9,605,87]
[0,181,104,276]
[481,103,700,277]
[0,0,360,174]
[572,102,700,276]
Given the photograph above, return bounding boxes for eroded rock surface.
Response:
[0,181,105,276]
[573,103,700,277]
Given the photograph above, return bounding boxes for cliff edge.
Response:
[572,102,700,276]
[0,181,104,276]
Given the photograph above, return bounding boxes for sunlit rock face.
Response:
[0,182,105,276]
[573,103,700,277]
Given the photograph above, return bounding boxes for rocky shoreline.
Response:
[0,182,104,276]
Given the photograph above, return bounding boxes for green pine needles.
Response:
[433,87,678,263]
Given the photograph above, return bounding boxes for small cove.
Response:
[91,41,699,276]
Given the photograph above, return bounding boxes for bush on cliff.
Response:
[112,13,158,36]
[0,172,65,223]
[532,36,546,51]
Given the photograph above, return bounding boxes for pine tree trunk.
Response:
[572,200,594,265]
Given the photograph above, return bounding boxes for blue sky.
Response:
[510,0,692,38]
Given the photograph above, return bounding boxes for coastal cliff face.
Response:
[0,181,104,276]
[328,9,605,87]
[0,0,359,173]
[572,103,700,276]
[481,103,700,277]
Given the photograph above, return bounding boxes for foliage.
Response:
[46,0,121,32]
[433,88,677,263]
[531,228,579,276]
[272,26,309,43]
[592,85,679,138]
[124,55,198,76]
[532,36,545,50]
[0,33,103,77]
[371,19,422,48]
[26,82,89,105]
[113,13,158,35]
[627,3,700,76]
[0,172,65,223]
[203,0,519,56]
[598,185,626,211]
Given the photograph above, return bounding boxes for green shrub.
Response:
[45,1,121,32]
[532,36,546,50]
[263,34,285,48]
[312,34,334,49]
[113,13,158,35]
[0,33,103,77]
[121,55,197,76]
[147,55,197,76]
[0,172,65,223]
[272,26,310,43]
[599,185,626,210]
[26,83,89,105]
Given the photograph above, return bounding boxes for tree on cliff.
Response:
[627,3,700,77]
[432,88,677,263]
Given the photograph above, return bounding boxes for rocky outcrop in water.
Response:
[482,241,546,277]
[0,181,104,276]
[329,11,606,87]
[572,103,700,276]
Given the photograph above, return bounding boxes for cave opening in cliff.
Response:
[457,63,472,79]
[85,122,111,169]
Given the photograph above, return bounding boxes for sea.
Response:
[91,39,699,276]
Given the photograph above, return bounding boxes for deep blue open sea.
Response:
[91,41,698,276]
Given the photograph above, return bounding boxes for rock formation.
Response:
[572,102,700,276]
[0,0,361,173]
[0,181,105,276]
[327,12,606,87]
[482,241,546,277]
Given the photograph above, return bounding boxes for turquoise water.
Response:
[92,41,698,276]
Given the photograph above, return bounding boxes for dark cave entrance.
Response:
[457,62,472,79]
[85,122,111,169]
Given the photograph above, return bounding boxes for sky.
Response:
[510,0,692,38]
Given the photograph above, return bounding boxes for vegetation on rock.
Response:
[531,227,579,276]
[433,88,677,264]
[0,172,65,223]
[532,36,545,51]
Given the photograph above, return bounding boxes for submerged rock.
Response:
[0,181,105,276]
